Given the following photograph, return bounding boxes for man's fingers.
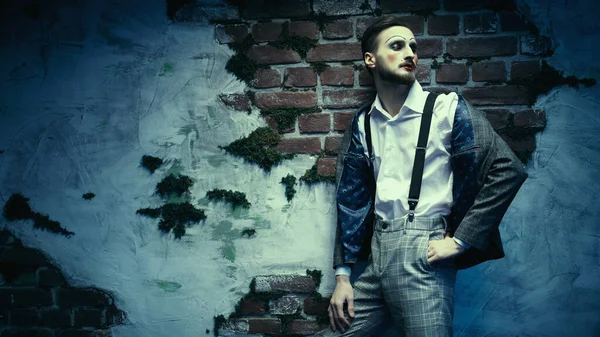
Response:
[335,302,349,331]
[328,305,336,331]
[347,296,355,318]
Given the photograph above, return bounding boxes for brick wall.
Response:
[216,0,549,171]
[0,230,125,337]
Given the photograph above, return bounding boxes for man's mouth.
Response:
[400,64,415,71]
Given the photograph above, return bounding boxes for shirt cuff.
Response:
[453,237,470,249]
[335,265,351,276]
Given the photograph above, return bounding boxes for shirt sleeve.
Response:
[335,264,352,276]
[453,237,470,249]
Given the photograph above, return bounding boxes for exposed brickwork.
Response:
[276,138,321,154]
[286,319,329,335]
[321,67,354,86]
[472,61,507,82]
[380,0,440,13]
[265,116,295,134]
[299,114,331,133]
[215,24,248,44]
[289,21,319,39]
[0,230,124,336]
[248,318,281,334]
[317,157,337,176]
[285,67,317,87]
[359,69,374,87]
[510,60,540,81]
[483,109,510,130]
[252,68,281,88]
[461,85,529,105]
[303,295,330,315]
[500,11,531,32]
[241,0,311,19]
[252,22,283,42]
[306,43,362,62]
[269,295,303,315]
[417,38,443,58]
[219,93,251,111]
[333,112,354,131]
[248,45,301,65]
[325,136,343,154]
[514,109,546,129]
[323,89,376,108]
[446,37,517,58]
[436,64,468,84]
[323,20,353,40]
[416,62,432,84]
[238,297,267,315]
[253,275,317,293]
[464,12,498,34]
[444,0,507,11]
[255,91,317,109]
[356,17,379,40]
[428,15,459,35]
[520,35,553,56]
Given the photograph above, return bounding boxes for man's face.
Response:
[366,26,418,85]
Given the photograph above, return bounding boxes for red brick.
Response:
[334,112,354,131]
[9,310,40,326]
[252,68,281,88]
[498,132,536,155]
[317,157,336,176]
[424,86,458,95]
[461,85,529,105]
[303,296,330,315]
[74,308,103,327]
[215,24,249,44]
[289,21,319,39]
[239,297,267,315]
[359,69,374,87]
[265,116,295,134]
[285,67,317,87]
[416,63,431,84]
[253,275,316,293]
[514,109,546,129]
[219,93,251,111]
[464,12,498,34]
[321,67,354,86]
[445,0,512,11]
[417,38,443,58]
[299,114,330,133]
[325,136,343,154]
[286,319,329,335]
[41,308,71,327]
[242,0,311,19]
[510,61,540,81]
[248,45,301,65]
[57,288,112,307]
[500,11,531,32]
[428,15,459,35]
[380,0,440,14]
[482,109,510,130]
[472,61,506,82]
[254,91,317,109]
[248,318,281,334]
[520,35,553,56]
[277,138,321,154]
[8,289,53,308]
[446,37,517,58]
[356,17,378,40]
[323,20,353,40]
[252,22,283,42]
[436,64,468,84]
[323,89,375,108]
[306,43,362,62]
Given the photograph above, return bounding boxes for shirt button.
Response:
[382,222,388,229]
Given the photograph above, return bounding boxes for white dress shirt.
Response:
[336,81,468,276]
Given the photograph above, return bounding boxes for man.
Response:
[318,17,528,336]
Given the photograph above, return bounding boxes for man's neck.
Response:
[374,80,412,117]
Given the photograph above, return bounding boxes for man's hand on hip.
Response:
[328,275,354,333]
[427,232,466,264]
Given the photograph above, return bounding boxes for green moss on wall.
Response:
[280,174,297,202]
[141,155,164,173]
[219,127,295,172]
[270,24,317,58]
[300,164,335,185]
[306,269,322,289]
[3,193,74,237]
[310,62,330,75]
[82,192,95,200]
[137,202,206,239]
[260,106,321,132]
[241,228,256,237]
[156,174,194,198]
[225,35,269,85]
[206,189,251,209]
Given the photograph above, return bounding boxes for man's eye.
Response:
[391,42,403,50]
[411,44,417,52]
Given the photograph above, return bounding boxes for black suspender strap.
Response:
[363,92,438,222]
[408,92,438,221]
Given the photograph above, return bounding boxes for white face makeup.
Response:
[368,26,419,85]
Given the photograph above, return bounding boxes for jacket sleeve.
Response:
[452,103,528,251]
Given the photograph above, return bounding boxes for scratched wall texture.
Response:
[0,0,598,336]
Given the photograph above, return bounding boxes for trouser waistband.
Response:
[374,215,448,232]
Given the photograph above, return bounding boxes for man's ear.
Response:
[364,52,376,70]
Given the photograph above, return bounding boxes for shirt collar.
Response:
[368,81,426,115]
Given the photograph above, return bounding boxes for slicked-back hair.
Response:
[361,17,411,74]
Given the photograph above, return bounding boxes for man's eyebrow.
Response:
[384,35,416,43]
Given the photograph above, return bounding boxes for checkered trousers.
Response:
[316,216,457,337]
